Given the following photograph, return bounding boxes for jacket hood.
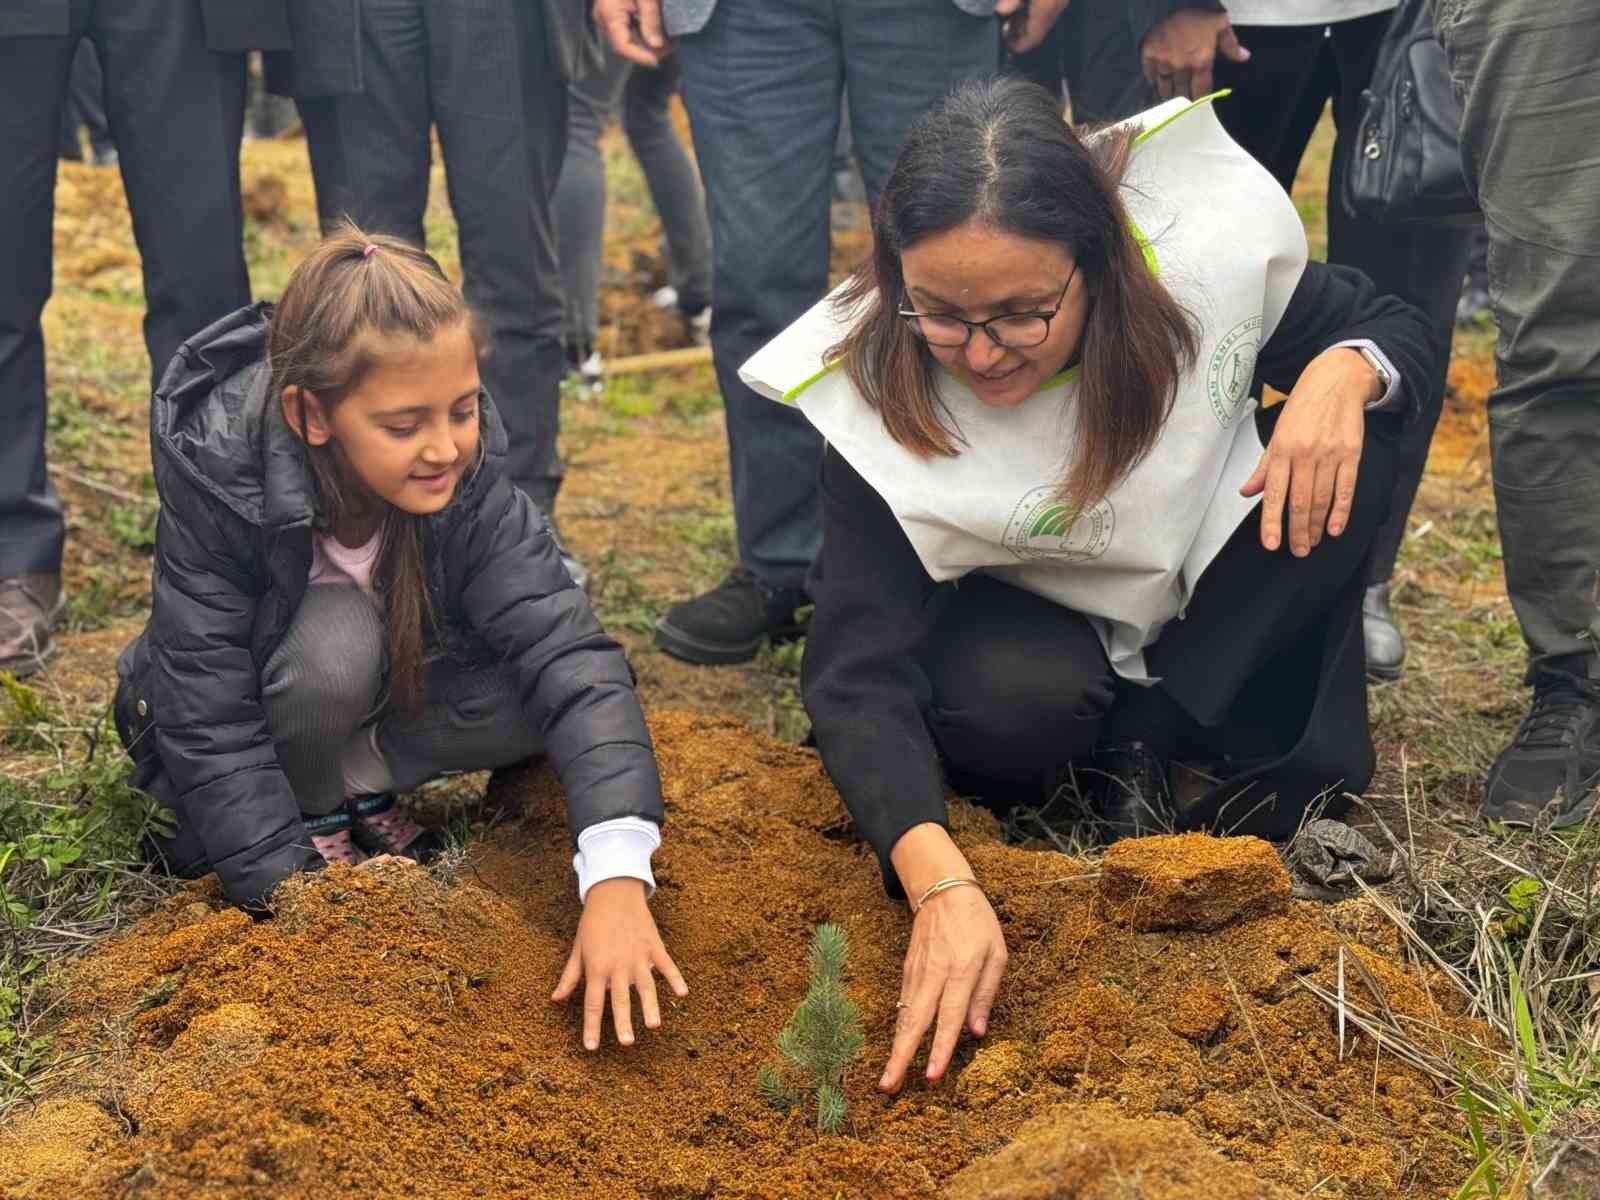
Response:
[150,302,510,531]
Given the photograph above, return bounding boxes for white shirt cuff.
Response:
[1329,338,1403,411]
[573,816,661,902]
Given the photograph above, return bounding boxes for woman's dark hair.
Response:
[830,76,1199,507]
[267,223,485,713]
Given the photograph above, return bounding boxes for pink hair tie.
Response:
[362,243,379,259]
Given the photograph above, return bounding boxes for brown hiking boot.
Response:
[0,573,65,678]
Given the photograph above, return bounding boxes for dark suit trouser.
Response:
[1213,13,1474,591]
[0,0,249,578]
[293,0,569,511]
[57,39,113,160]
[1436,0,1600,662]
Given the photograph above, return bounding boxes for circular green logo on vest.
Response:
[1207,315,1262,425]
[1001,488,1115,563]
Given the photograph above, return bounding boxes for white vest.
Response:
[739,98,1309,680]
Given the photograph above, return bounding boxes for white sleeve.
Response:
[572,816,660,902]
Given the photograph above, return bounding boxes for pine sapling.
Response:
[757,922,865,1134]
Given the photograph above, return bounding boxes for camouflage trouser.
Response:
[1436,0,1600,662]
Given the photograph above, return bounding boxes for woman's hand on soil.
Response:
[552,877,687,1051]
[880,887,1008,1094]
[1241,347,1375,557]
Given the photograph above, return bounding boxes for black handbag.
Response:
[1341,0,1477,225]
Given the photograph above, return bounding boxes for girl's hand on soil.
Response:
[1241,347,1377,558]
[355,854,410,870]
[552,877,687,1051]
[882,824,1009,1093]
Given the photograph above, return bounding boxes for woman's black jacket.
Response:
[115,304,662,911]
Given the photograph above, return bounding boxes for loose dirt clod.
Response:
[1,713,1484,1199]
[943,1102,1299,1200]
[1098,832,1292,931]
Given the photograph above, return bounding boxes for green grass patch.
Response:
[0,677,175,1113]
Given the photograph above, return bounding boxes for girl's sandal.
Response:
[349,793,444,864]
[304,809,363,866]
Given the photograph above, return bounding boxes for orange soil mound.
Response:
[1,712,1484,1199]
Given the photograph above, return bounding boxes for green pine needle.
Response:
[816,1083,848,1135]
[760,923,865,1133]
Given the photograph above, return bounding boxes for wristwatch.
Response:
[1355,344,1392,406]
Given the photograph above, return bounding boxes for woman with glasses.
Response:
[740,77,1437,1095]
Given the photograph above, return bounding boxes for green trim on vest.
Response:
[777,93,1228,405]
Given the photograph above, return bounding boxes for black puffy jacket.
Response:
[115,304,662,910]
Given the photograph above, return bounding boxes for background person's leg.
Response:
[1324,13,1474,677]
[553,49,626,362]
[1437,0,1600,664]
[622,56,712,318]
[1055,0,1158,124]
[840,0,999,205]
[1210,24,1333,188]
[429,0,569,512]
[294,0,432,247]
[1437,0,1600,825]
[96,0,250,394]
[658,0,841,663]
[0,19,78,674]
[68,38,114,163]
[675,0,838,593]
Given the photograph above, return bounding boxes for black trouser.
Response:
[0,0,250,579]
[1003,0,1158,123]
[292,0,569,511]
[1213,13,1474,588]
[56,39,113,161]
[922,402,1404,826]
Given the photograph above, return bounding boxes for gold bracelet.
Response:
[912,876,982,914]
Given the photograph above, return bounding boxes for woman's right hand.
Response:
[880,825,1009,1093]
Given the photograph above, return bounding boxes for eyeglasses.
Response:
[898,263,1079,349]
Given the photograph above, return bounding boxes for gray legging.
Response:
[260,585,538,816]
[552,45,712,352]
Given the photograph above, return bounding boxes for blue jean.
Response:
[676,0,998,589]
[1436,0,1600,661]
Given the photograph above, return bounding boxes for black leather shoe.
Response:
[654,567,809,665]
[1363,582,1405,682]
[1084,741,1176,841]
[1482,653,1600,829]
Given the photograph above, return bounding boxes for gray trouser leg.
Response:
[554,49,629,350]
[261,586,542,811]
[261,585,387,816]
[622,57,712,313]
[1437,0,1600,660]
[373,655,542,792]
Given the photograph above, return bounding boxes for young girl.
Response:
[114,227,685,1050]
